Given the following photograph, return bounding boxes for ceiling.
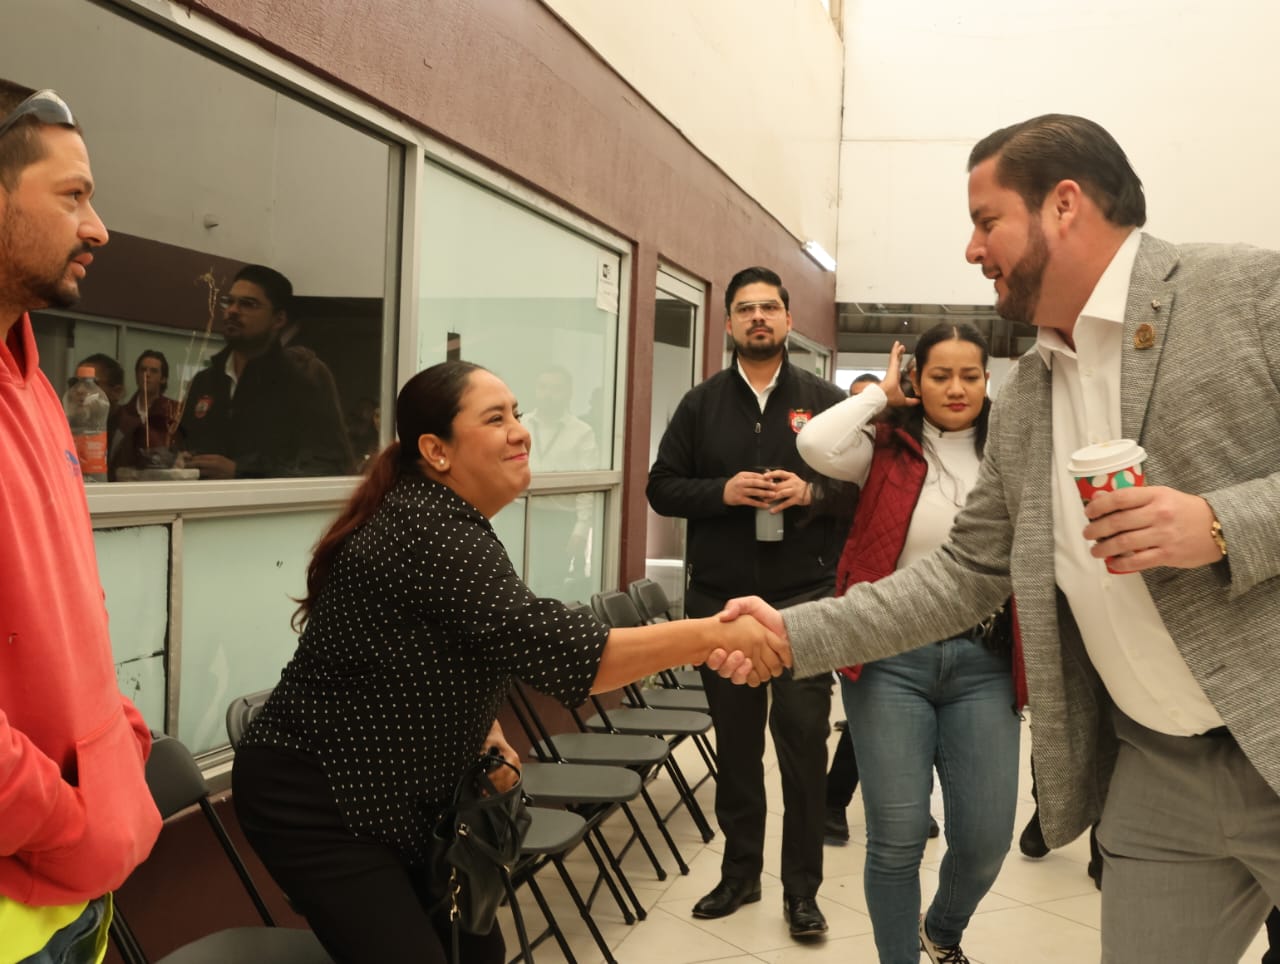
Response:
[836,302,1038,358]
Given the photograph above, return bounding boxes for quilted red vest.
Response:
[830,422,1026,710]
[833,424,926,682]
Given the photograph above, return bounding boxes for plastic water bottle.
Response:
[63,365,111,482]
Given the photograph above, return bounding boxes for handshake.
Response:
[703,596,793,687]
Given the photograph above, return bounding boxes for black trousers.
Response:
[825,725,859,808]
[232,744,505,964]
[688,587,833,896]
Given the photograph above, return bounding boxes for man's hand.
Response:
[188,454,237,480]
[723,470,776,507]
[760,470,811,512]
[1083,485,1223,572]
[719,595,788,641]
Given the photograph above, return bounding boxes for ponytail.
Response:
[292,440,409,631]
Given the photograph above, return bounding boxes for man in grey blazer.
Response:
[722,114,1280,962]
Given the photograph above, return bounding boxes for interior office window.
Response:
[5,0,396,481]
[418,161,621,601]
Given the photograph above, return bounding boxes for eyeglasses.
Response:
[0,89,76,141]
[731,300,786,319]
[217,295,264,311]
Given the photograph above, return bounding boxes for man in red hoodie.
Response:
[0,81,161,963]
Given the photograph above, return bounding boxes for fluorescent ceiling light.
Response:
[802,240,837,272]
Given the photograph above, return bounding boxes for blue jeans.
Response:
[16,896,109,964]
[843,637,1020,964]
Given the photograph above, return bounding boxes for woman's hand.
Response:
[481,720,521,792]
[881,341,920,409]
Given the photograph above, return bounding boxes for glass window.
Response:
[417,160,624,602]
[5,0,398,483]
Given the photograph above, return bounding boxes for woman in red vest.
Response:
[797,323,1021,964]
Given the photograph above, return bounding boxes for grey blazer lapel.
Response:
[1121,234,1181,443]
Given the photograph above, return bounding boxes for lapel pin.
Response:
[1134,322,1156,350]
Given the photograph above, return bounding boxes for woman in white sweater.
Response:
[797,324,1020,964]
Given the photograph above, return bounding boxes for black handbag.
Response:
[430,753,533,961]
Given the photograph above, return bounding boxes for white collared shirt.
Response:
[735,357,782,412]
[1040,229,1223,735]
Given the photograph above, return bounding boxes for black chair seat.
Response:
[627,687,709,712]
[520,807,589,856]
[532,732,669,768]
[155,928,330,964]
[583,707,712,737]
[522,761,642,807]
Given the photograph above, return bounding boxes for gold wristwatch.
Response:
[1210,519,1228,557]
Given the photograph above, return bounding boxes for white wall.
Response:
[544,0,844,254]
[836,0,1280,305]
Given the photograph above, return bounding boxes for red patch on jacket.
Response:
[193,395,213,419]
[788,409,812,432]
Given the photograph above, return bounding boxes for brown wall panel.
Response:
[172,0,837,585]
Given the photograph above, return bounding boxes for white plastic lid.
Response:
[1067,439,1146,476]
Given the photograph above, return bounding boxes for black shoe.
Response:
[824,806,850,844]
[1019,811,1049,859]
[783,894,828,939]
[928,814,940,839]
[691,877,762,919]
[1087,858,1102,890]
[833,719,848,732]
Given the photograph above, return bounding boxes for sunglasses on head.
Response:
[0,89,76,140]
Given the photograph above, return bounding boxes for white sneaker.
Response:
[919,915,970,964]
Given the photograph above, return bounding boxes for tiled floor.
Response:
[501,711,1271,963]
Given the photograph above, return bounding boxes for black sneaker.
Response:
[928,814,940,838]
[823,806,850,844]
[1018,811,1049,859]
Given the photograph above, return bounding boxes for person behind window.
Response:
[178,264,352,478]
[523,363,598,600]
[0,80,161,964]
[110,349,180,476]
[797,326,1020,964]
[231,360,787,964]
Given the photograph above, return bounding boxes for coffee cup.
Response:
[1068,439,1147,573]
[1068,439,1147,504]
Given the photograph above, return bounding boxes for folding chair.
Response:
[110,734,332,964]
[627,578,704,691]
[587,592,717,841]
[225,688,272,749]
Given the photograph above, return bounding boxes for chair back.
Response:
[226,688,274,749]
[627,578,673,623]
[590,590,645,629]
[145,733,212,819]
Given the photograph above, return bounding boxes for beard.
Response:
[0,208,86,310]
[734,328,786,362]
[996,220,1048,323]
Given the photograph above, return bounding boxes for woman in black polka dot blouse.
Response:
[232,360,784,964]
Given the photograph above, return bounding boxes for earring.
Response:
[438,459,445,466]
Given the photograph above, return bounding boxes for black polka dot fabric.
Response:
[242,473,609,863]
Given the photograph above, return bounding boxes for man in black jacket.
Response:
[180,264,352,479]
[647,266,847,940]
